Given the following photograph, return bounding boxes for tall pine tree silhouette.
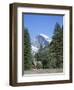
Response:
[49,23,63,68]
[24,28,32,70]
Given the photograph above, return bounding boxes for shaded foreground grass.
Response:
[24,68,63,74]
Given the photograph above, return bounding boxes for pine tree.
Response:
[49,23,63,68]
[24,28,32,70]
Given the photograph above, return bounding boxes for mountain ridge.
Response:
[31,34,51,55]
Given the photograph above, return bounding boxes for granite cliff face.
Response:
[31,34,51,55]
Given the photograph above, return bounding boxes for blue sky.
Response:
[23,14,63,40]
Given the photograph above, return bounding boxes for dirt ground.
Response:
[24,68,63,74]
